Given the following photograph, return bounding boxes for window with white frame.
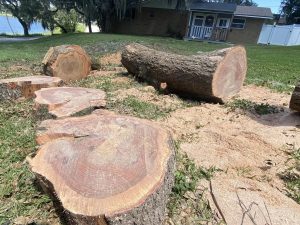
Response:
[194,16,204,26]
[231,18,246,29]
[217,18,230,28]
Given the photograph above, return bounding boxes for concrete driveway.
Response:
[0,36,42,43]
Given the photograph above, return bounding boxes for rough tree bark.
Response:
[0,76,63,101]
[34,87,106,119]
[290,82,300,112]
[17,18,29,36]
[121,44,247,103]
[30,110,175,225]
[42,45,91,82]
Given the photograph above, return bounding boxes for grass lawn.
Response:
[1,33,299,92]
[0,33,299,224]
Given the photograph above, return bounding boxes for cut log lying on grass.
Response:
[0,76,63,101]
[121,44,247,103]
[290,82,300,112]
[42,45,91,82]
[30,110,175,225]
[34,87,106,119]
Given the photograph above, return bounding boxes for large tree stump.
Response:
[42,45,91,82]
[30,110,175,225]
[121,44,247,103]
[34,87,106,118]
[0,76,63,101]
[290,82,300,112]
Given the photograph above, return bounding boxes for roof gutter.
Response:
[190,9,234,14]
[234,14,273,19]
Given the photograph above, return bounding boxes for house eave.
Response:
[234,14,273,20]
[190,9,234,14]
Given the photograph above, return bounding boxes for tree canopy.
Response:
[209,0,257,6]
[0,0,259,36]
[0,0,43,35]
[281,0,300,24]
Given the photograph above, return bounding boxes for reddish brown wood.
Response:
[30,110,175,225]
[121,44,247,103]
[42,45,91,82]
[34,87,106,118]
[0,76,63,100]
[290,82,300,112]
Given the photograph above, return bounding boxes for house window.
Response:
[231,18,246,29]
[204,15,214,27]
[194,16,204,26]
[217,18,230,28]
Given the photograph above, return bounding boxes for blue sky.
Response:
[255,0,282,13]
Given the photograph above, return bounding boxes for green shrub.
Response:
[55,9,79,33]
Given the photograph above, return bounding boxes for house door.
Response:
[190,14,215,39]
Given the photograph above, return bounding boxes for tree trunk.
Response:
[121,44,247,103]
[0,76,63,101]
[17,18,29,36]
[42,45,91,82]
[54,21,68,34]
[88,19,92,33]
[30,110,175,225]
[290,82,300,112]
[34,87,106,119]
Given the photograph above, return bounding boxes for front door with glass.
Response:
[190,14,215,39]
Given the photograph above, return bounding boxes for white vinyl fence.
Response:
[258,24,300,46]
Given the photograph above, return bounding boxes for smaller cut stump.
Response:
[290,82,300,112]
[30,111,175,225]
[0,76,63,101]
[34,87,106,118]
[42,45,91,82]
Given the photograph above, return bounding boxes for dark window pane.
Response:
[194,18,204,26]
[231,23,244,28]
[205,16,214,27]
[233,19,245,24]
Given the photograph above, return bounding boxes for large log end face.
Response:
[30,112,175,225]
[212,46,247,101]
[42,45,91,82]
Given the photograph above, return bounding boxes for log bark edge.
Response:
[121,44,247,103]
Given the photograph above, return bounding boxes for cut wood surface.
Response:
[121,44,247,103]
[0,76,63,100]
[42,45,91,82]
[34,87,106,118]
[30,110,175,225]
[290,82,300,112]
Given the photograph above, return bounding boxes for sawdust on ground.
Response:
[109,73,300,224]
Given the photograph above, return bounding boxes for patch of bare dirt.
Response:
[99,52,122,66]
[0,63,40,79]
[89,70,120,77]
[160,86,299,188]
[113,86,188,110]
[110,82,299,192]
[157,85,300,224]
[238,84,291,107]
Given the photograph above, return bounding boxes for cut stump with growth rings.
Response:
[30,110,175,225]
[0,76,63,100]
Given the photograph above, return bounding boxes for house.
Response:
[111,1,273,44]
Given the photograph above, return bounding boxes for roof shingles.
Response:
[188,1,273,19]
[189,2,237,13]
[234,6,273,19]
